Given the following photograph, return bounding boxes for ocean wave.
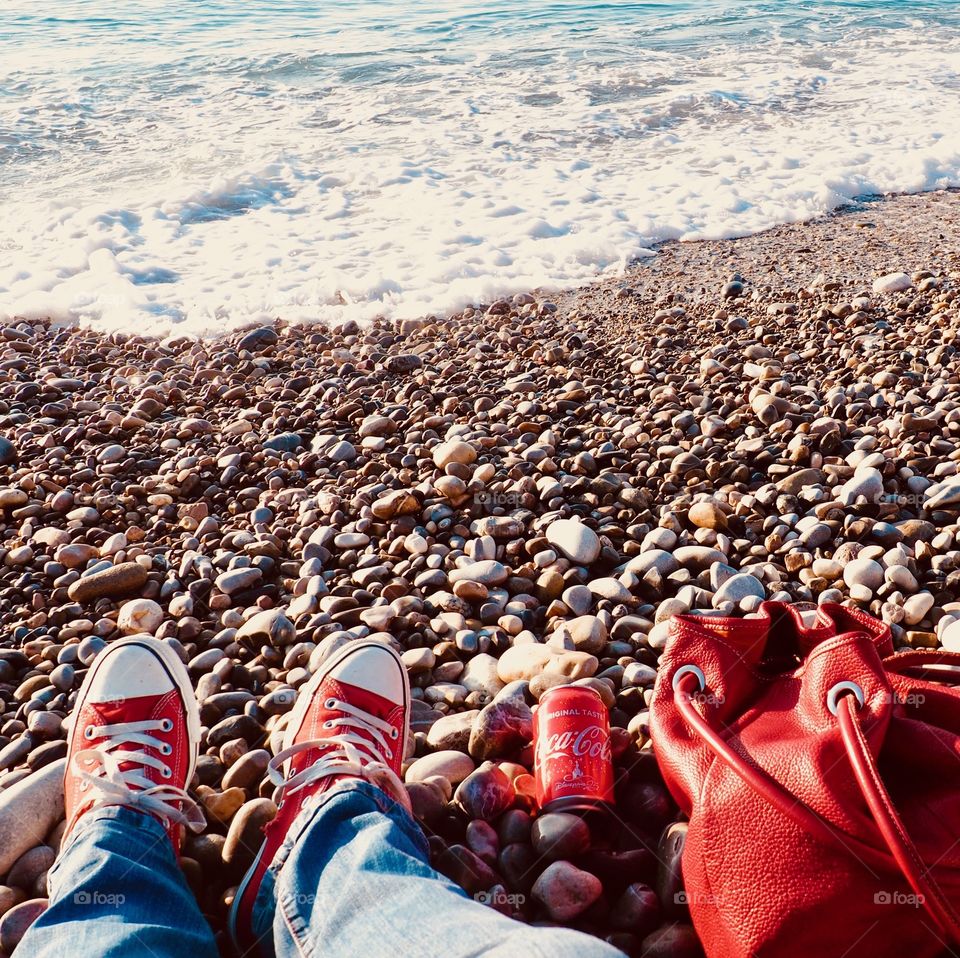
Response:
[1,0,959,334]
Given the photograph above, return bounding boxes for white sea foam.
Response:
[1,1,959,335]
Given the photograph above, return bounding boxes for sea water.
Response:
[1,0,959,334]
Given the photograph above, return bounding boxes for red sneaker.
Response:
[228,639,411,955]
[63,636,204,850]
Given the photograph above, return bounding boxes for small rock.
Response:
[117,598,163,635]
[6,846,54,889]
[0,759,65,875]
[97,443,126,464]
[838,467,884,506]
[328,440,357,463]
[453,764,515,820]
[673,546,725,569]
[236,609,295,647]
[586,578,631,603]
[552,615,608,654]
[426,711,478,751]
[215,567,264,595]
[238,327,279,352]
[776,468,825,496]
[872,272,913,294]
[842,558,885,593]
[264,432,304,453]
[55,543,99,569]
[531,860,602,920]
[201,786,246,825]
[688,501,726,530]
[641,923,703,958]
[386,353,422,374]
[460,653,505,697]
[530,813,590,861]
[903,592,935,626]
[0,438,17,467]
[941,619,960,653]
[67,563,149,603]
[712,573,765,608]
[561,585,592,616]
[448,561,508,586]
[546,519,600,565]
[497,645,598,683]
[406,751,475,785]
[468,698,532,761]
[925,479,960,510]
[433,439,477,469]
[656,822,687,919]
[221,749,271,791]
[0,488,28,509]
[0,898,47,953]
[611,883,661,935]
[222,798,278,872]
[359,416,397,438]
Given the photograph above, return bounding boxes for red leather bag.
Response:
[650,601,960,957]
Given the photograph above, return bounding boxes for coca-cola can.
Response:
[533,685,614,814]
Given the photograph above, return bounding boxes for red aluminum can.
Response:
[533,685,614,814]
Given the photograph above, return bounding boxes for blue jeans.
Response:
[21,781,623,958]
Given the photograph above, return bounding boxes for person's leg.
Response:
[228,638,621,958]
[19,806,216,958]
[17,635,215,958]
[254,779,623,958]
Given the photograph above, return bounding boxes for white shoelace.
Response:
[269,697,402,801]
[73,719,205,833]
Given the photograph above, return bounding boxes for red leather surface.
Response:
[651,601,960,957]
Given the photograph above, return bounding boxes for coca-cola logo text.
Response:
[541,725,612,761]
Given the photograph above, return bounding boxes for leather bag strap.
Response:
[835,695,960,941]
[675,674,960,944]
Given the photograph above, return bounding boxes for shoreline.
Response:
[11,187,960,344]
[0,187,957,952]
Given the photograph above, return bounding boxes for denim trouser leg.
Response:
[252,780,624,958]
[17,806,217,958]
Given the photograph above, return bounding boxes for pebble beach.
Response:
[0,188,959,956]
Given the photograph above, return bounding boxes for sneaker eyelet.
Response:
[162,767,172,779]
[324,698,337,709]
[390,728,399,740]
[84,726,97,740]
[323,720,334,729]
[160,743,173,756]
[159,719,174,732]
[385,749,392,760]
[80,781,88,791]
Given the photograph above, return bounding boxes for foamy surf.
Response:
[1,0,959,335]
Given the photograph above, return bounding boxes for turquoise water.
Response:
[1,1,959,332]
[8,2,959,53]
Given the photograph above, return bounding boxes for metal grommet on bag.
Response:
[826,681,865,715]
[672,664,707,694]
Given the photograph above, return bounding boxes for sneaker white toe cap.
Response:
[85,643,177,701]
[328,643,406,705]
